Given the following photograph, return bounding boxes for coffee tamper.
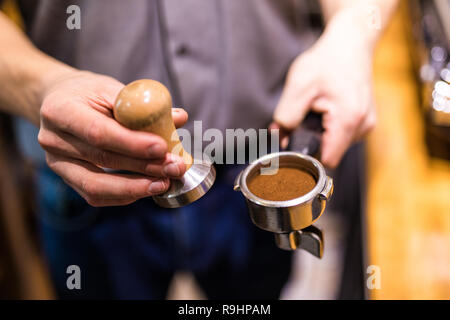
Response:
[113,79,215,208]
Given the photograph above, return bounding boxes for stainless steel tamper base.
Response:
[153,160,216,208]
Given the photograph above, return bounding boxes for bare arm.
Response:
[273,0,399,168]
[320,0,398,21]
[0,12,74,125]
[0,12,187,206]
[319,0,399,49]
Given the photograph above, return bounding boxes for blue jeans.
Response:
[36,164,292,299]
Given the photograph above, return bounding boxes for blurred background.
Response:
[0,0,449,300]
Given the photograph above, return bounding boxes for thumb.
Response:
[172,108,188,128]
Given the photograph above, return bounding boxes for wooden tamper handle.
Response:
[113,79,215,208]
[113,79,193,168]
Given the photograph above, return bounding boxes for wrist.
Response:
[38,57,79,102]
[323,6,382,55]
[26,54,79,124]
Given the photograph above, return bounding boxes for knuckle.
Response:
[37,130,50,148]
[45,154,56,169]
[127,180,154,199]
[343,108,364,132]
[321,153,339,169]
[40,94,63,123]
[358,116,377,138]
[79,178,99,199]
[123,185,143,199]
[353,107,366,124]
[324,158,339,169]
[84,196,102,207]
[39,101,53,122]
[85,120,104,147]
[366,114,377,132]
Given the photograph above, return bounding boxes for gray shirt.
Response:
[15,0,322,163]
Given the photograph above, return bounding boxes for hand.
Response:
[273,14,377,168]
[38,71,188,206]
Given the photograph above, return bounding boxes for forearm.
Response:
[319,0,399,51]
[0,12,75,125]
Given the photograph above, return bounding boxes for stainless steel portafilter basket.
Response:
[234,113,333,258]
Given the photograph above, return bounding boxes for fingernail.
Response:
[148,144,166,158]
[163,163,180,177]
[149,180,167,194]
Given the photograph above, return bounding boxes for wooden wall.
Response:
[368,0,450,299]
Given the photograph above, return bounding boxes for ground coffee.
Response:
[247,167,316,201]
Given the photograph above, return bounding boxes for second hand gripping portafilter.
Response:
[113,79,215,208]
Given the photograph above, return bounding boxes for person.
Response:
[0,0,398,299]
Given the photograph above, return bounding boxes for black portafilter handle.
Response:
[292,112,324,157]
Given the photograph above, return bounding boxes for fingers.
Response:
[46,153,170,207]
[268,122,290,150]
[273,62,319,131]
[274,90,374,169]
[39,74,192,207]
[355,102,377,141]
[173,108,188,128]
[41,100,169,159]
[41,96,191,160]
[38,129,186,178]
[319,112,354,169]
[274,88,317,131]
[312,98,370,169]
